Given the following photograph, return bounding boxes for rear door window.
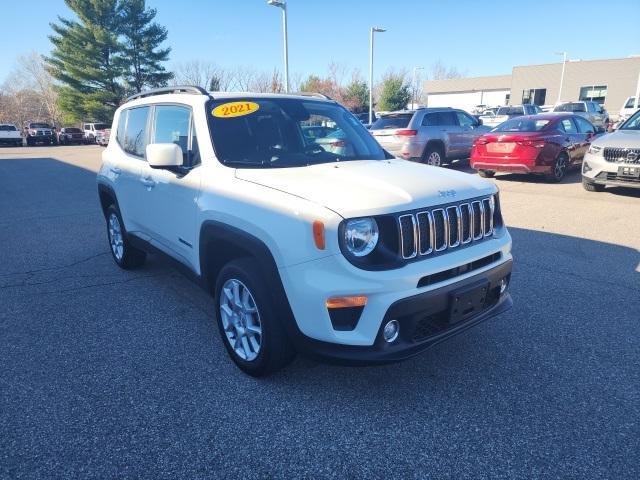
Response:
[559,118,578,134]
[124,107,150,157]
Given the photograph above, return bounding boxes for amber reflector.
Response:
[313,220,325,250]
[326,295,368,309]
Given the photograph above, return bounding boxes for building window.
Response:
[579,85,607,104]
[522,88,546,106]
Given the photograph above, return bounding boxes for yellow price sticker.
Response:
[212,101,260,118]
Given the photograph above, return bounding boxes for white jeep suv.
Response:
[582,109,640,192]
[97,86,513,376]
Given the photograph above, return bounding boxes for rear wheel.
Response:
[214,258,295,377]
[478,170,495,178]
[546,152,568,183]
[423,145,444,166]
[105,205,146,269]
[582,179,605,192]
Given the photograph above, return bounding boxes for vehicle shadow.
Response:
[448,158,584,184]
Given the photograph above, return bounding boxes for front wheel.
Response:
[214,258,295,377]
[546,153,568,183]
[105,205,146,269]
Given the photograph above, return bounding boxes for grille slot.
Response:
[397,196,496,260]
[603,147,640,164]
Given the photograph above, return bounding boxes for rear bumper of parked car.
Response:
[471,149,550,174]
[279,234,512,364]
[582,152,640,189]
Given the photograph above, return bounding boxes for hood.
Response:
[593,129,640,148]
[235,159,496,218]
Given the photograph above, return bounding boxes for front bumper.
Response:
[292,259,513,364]
[582,152,640,189]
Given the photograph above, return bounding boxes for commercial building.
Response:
[424,56,640,119]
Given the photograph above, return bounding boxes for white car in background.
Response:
[619,96,638,121]
[480,104,542,128]
[83,122,110,144]
[0,124,23,147]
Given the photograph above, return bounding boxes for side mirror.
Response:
[146,143,183,168]
[476,118,483,126]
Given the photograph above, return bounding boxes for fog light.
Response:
[383,320,400,343]
[583,161,592,174]
[499,278,508,295]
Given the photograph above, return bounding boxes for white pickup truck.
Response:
[0,124,23,147]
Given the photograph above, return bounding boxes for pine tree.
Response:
[378,74,411,112]
[119,0,172,94]
[47,0,125,122]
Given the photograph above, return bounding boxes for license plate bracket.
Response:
[617,166,640,178]
[448,282,489,324]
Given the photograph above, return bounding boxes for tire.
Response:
[214,258,295,377]
[582,179,605,192]
[478,170,495,178]
[545,152,568,183]
[423,144,445,167]
[105,205,146,269]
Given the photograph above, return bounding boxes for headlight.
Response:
[588,145,603,156]
[344,218,379,257]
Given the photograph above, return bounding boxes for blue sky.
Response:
[1,0,639,84]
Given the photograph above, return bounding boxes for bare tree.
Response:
[171,61,230,91]
[429,60,465,80]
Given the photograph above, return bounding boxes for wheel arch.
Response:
[423,139,446,158]
[97,183,119,218]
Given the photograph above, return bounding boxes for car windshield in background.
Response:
[492,118,551,132]
[94,124,109,130]
[497,107,524,116]
[65,128,82,133]
[555,103,586,113]
[30,123,50,128]
[0,125,17,131]
[620,110,640,130]
[370,114,413,130]
[207,98,386,168]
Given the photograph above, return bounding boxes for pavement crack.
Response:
[0,252,109,278]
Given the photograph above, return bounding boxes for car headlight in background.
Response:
[588,145,603,156]
[344,217,379,257]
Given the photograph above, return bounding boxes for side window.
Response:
[455,111,476,127]
[153,105,191,163]
[116,110,128,147]
[559,118,578,134]
[124,106,150,157]
[574,117,595,134]
[422,113,436,126]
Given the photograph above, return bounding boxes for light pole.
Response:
[412,66,424,109]
[554,51,567,104]
[267,0,289,93]
[369,26,386,124]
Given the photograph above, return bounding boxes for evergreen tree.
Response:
[119,0,172,94]
[47,0,125,122]
[343,79,369,113]
[378,74,411,111]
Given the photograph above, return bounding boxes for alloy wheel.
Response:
[219,279,262,361]
[555,156,566,180]
[108,213,124,261]
[427,152,442,166]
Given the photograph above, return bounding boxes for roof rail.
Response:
[126,85,209,102]
[291,92,333,101]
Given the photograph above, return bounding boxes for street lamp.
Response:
[412,66,424,109]
[369,26,386,124]
[267,0,289,93]
[554,51,567,104]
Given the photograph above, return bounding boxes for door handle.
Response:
[110,167,121,175]
[140,177,156,189]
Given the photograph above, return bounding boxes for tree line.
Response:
[0,0,463,128]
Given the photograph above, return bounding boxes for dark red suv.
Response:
[470,113,597,182]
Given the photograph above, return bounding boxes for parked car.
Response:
[553,101,609,130]
[312,129,353,156]
[0,124,23,146]
[480,104,542,128]
[369,108,491,165]
[470,113,597,182]
[58,127,85,145]
[83,122,110,144]
[97,86,512,376]
[301,125,336,141]
[619,96,639,121]
[582,109,640,191]
[96,128,111,146]
[354,112,377,124]
[24,122,55,146]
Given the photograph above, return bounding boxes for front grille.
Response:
[398,196,495,259]
[603,147,640,164]
[604,172,640,184]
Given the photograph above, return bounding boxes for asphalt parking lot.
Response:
[1,145,639,479]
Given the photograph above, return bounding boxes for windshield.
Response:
[93,123,109,130]
[555,103,586,113]
[492,117,551,132]
[0,125,17,131]
[497,107,524,116]
[207,98,386,168]
[64,128,82,133]
[620,110,640,130]
[370,114,413,130]
[30,123,50,128]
